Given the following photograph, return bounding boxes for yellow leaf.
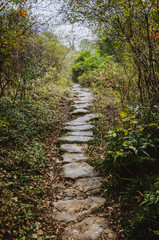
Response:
[138,128,144,131]
[19,8,29,17]
[119,111,127,118]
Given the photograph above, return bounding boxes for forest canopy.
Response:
[62,0,159,104]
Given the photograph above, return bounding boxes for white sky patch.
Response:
[30,0,95,49]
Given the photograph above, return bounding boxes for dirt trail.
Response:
[50,84,116,240]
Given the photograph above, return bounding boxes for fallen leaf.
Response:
[26,220,30,226]
[36,229,43,235]
[14,197,18,202]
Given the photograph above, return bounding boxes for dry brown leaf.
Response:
[26,220,30,226]
[107,207,114,210]
[36,229,43,235]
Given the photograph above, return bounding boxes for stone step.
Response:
[82,87,90,91]
[68,131,93,136]
[62,153,87,163]
[53,197,105,223]
[59,135,93,143]
[65,114,96,126]
[60,144,85,153]
[78,92,93,97]
[72,108,89,114]
[65,120,86,126]
[74,177,104,193]
[73,113,97,122]
[74,100,92,104]
[72,103,92,109]
[60,162,98,179]
[62,216,116,240]
[71,90,83,94]
[64,124,93,131]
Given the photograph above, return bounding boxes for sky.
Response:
[31,0,95,49]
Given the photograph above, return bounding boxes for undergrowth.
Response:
[0,81,71,239]
[96,105,159,240]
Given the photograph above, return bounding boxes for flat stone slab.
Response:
[68,131,93,136]
[72,89,90,94]
[60,162,98,179]
[74,100,92,104]
[60,136,93,143]
[76,96,93,102]
[72,103,92,109]
[65,120,87,126]
[65,114,96,128]
[62,153,87,163]
[71,88,82,92]
[78,92,92,97]
[71,90,83,94]
[74,177,103,192]
[65,114,97,126]
[62,217,116,240]
[76,94,93,100]
[60,144,84,153]
[72,87,89,91]
[71,90,82,95]
[53,197,105,223]
[64,124,93,131]
[72,109,89,114]
[82,87,90,91]
[74,113,97,123]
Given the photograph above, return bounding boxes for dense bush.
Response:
[72,49,138,104]
[98,105,159,239]
[72,50,102,84]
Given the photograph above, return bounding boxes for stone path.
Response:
[53,84,116,240]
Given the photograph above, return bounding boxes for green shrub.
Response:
[72,50,102,83]
[98,105,159,239]
[0,97,56,145]
[125,179,159,240]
